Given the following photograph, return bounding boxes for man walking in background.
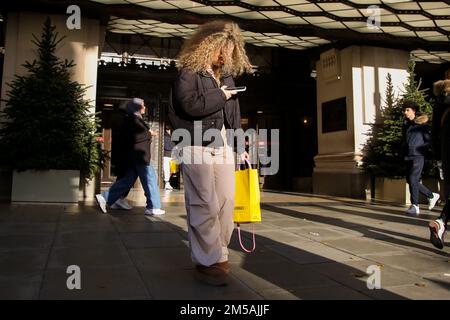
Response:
[402,100,440,216]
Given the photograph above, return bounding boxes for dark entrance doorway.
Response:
[96,63,177,189]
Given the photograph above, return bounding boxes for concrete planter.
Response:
[374,177,441,205]
[375,177,410,204]
[12,170,80,203]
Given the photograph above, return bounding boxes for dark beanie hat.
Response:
[126,98,144,116]
[402,100,418,111]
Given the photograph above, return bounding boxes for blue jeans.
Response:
[103,165,161,209]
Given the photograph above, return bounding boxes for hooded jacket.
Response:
[403,113,431,160]
[432,79,450,160]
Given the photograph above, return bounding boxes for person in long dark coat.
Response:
[96,98,164,216]
[429,70,450,249]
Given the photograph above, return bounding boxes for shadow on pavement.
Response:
[262,203,450,257]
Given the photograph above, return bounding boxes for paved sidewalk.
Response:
[0,190,449,300]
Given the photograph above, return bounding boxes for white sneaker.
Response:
[111,198,132,210]
[428,193,440,211]
[165,182,173,190]
[429,219,445,249]
[144,208,166,216]
[95,194,107,214]
[406,204,420,216]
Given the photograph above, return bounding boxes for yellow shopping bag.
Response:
[169,159,179,174]
[234,160,261,252]
[234,164,261,223]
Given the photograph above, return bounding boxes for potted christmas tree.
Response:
[362,60,437,204]
[0,18,104,203]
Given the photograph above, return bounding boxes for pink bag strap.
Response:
[236,223,256,253]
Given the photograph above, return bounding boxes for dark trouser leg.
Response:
[406,160,412,188]
[418,184,433,199]
[439,118,450,225]
[406,157,432,205]
[440,137,450,226]
[406,160,419,205]
[439,202,450,226]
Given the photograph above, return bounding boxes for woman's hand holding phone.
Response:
[220,85,237,100]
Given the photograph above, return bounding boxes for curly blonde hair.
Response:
[177,20,253,77]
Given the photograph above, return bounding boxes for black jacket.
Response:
[164,132,174,157]
[403,114,431,160]
[168,68,241,147]
[118,114,152,166]
[432,79,450,161]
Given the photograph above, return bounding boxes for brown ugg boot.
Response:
[194,261,230,286]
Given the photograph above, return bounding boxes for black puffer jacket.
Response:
[403,114,431,160]
[118,114,152,166]
[168,68,241,147]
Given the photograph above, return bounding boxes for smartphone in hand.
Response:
[225,86,246,92]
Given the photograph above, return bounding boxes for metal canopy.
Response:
[89,1,450,48]
[1,0,449,62]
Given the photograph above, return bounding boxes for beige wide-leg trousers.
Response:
[181,128,235,267]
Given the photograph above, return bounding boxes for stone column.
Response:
[1,11,104,202]
[313,46,409,198]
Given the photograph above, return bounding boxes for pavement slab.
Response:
[1,190,450,300]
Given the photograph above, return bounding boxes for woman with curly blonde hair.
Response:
[177,20,253,77]
[168,20,252,286]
